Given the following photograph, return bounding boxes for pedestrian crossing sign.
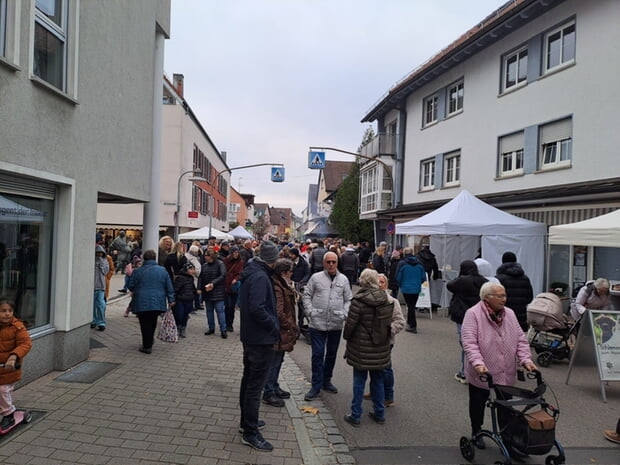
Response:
[271,167,285,182]
[308,151,326,169]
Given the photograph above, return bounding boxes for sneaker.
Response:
[274,387,291,399]
[139,347,152,354]
[344,414,360,427]
[0,413,15,430]
[241,433,273,452]
[322,382,338,394]
[90,323,96,329]
[405,325,417,333]
[204,329,215,335]
[368,412,385,424]
[603,430,620,444]
[304,389,320,401]
[363,392,371,400]
[238,419,266,433]
[221,331,228,339]
[385,399,394,407]
[262,393,285,407]
[118,289,128,293]
[472,434,486,449]
[454,373,467,384]
[97,326,105,331]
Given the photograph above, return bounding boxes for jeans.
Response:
[351,368,384,421]
[240,344,274,436]
[205,300,226,331]
[402,293,419,328]
[309,328,341,391]
[173,299,193,329]
[92,290,106,326]
[383,365,394,401]
[224,292,238,330]
[137,311,160,349]
[264,350,285,394]
[456,323,465,376]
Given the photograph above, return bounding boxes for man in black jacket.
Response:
[309,240,326,273]
[495,251,533,332]
[238,240,280,452]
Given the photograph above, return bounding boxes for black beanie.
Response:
[502,252,517,263]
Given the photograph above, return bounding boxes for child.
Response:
[173,262,196,338]
[0,298,32,430]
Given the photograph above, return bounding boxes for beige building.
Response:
[0,0,171,382]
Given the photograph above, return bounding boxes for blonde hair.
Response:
[158,235,174,251]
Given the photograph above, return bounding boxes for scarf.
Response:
[482,300,504,327]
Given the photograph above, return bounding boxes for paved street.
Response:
[289,305,620,464]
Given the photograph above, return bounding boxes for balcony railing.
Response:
[360,133,397,159]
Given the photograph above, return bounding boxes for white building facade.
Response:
[0,0,171,382]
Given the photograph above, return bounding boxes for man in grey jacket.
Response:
[302,251,352,401]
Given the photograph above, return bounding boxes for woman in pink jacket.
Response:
[462,282,536,448]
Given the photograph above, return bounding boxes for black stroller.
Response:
[527,292,581,367]
[459,371,565,465]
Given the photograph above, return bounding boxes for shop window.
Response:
[0,191,54,328]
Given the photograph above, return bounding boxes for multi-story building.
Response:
[0,1,170,382]
[98,73,230,239]
[269,207,293,241]
[316,160,353,218]
[228,187,254,228]
[361,0,620,281]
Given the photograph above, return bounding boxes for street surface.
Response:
[290,308,620,464]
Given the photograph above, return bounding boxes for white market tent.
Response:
[395,190,546,295]
[549,209,620,247]
[229,225,254,240]
[178,226,233,241]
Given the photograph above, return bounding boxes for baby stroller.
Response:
[459,371,565,465]
[527,292,580,367]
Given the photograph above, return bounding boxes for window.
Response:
[420,159,435,190]
[443,151,460,187]
[34,0,68,90]
[499,132,525,176]
[360,166,377,213]
[503,47,528,91]
[447,81,463,115]
[545,21,575,72]
[540,118,572,169]
[423,94,438,126]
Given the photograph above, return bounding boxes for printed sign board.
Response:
[416,273,431,309]
[271,167,285,182]
[566,309,620,401]
[187,211,198,219]
[308,151,326,169]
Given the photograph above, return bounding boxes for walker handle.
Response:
[0,362,21,369]
[479,372,494,388]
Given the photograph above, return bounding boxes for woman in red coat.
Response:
[262,258,297,407]
[0,298,32,430]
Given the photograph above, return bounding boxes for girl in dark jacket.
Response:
[173,262,196,338]
[447,260,487,383]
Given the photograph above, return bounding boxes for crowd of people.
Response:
[87,230,618,452]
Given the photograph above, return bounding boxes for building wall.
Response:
[0,0,171,382]
[399,0,619,204]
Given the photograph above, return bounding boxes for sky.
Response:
[163,0,510,217]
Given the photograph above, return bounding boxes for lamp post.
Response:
[208,162,284,239]
[175,169,203,241]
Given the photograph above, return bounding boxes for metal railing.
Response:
[360,133,397,159]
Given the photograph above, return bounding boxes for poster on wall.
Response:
[566,310,620,401]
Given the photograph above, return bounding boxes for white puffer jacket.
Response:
[303,270,352,331]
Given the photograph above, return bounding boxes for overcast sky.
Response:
[164,0,509,216]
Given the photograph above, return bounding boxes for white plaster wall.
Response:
[399,0,620,204]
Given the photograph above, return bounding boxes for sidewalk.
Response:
[0,274,355,465]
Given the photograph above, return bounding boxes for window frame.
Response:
[502,46,528,92]
[359,164,378,214]
[443,151,461,187]
[500,149,524,176]
[423,93,438,127]
[420,158,435,191]
[34,0,69,91]
[541,138,571,169]
[447,80,464,116]
[544,20,576,73]
[539,117,572,170]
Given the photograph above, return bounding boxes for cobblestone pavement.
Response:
[0,276,355,465]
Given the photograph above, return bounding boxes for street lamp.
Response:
[175,169,204,241]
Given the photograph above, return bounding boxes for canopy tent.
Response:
[549,209,620,247]
[229,225,254,240]
[178,226,233,241]
[302,218,338,238]
[396,190,547,295]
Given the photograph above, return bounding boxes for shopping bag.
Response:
[157,309,178,343]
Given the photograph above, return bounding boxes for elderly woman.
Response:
[262,258,297,407]
[343,269,394,427]
[127,249,175,354]
[570,277,609,321]
[462,282,536,447]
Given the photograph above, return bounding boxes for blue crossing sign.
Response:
[271,167,285,182]
[308,151,326,169]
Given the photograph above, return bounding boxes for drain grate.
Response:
[54,361,119,384]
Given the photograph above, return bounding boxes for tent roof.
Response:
[178,226,233,241]
[395,190,546,236]
[229,225,254,240]
[549,209,620,247]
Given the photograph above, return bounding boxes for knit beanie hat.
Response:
[259,240,279,264]
[391,250,401,259]
[502,251,517,264]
